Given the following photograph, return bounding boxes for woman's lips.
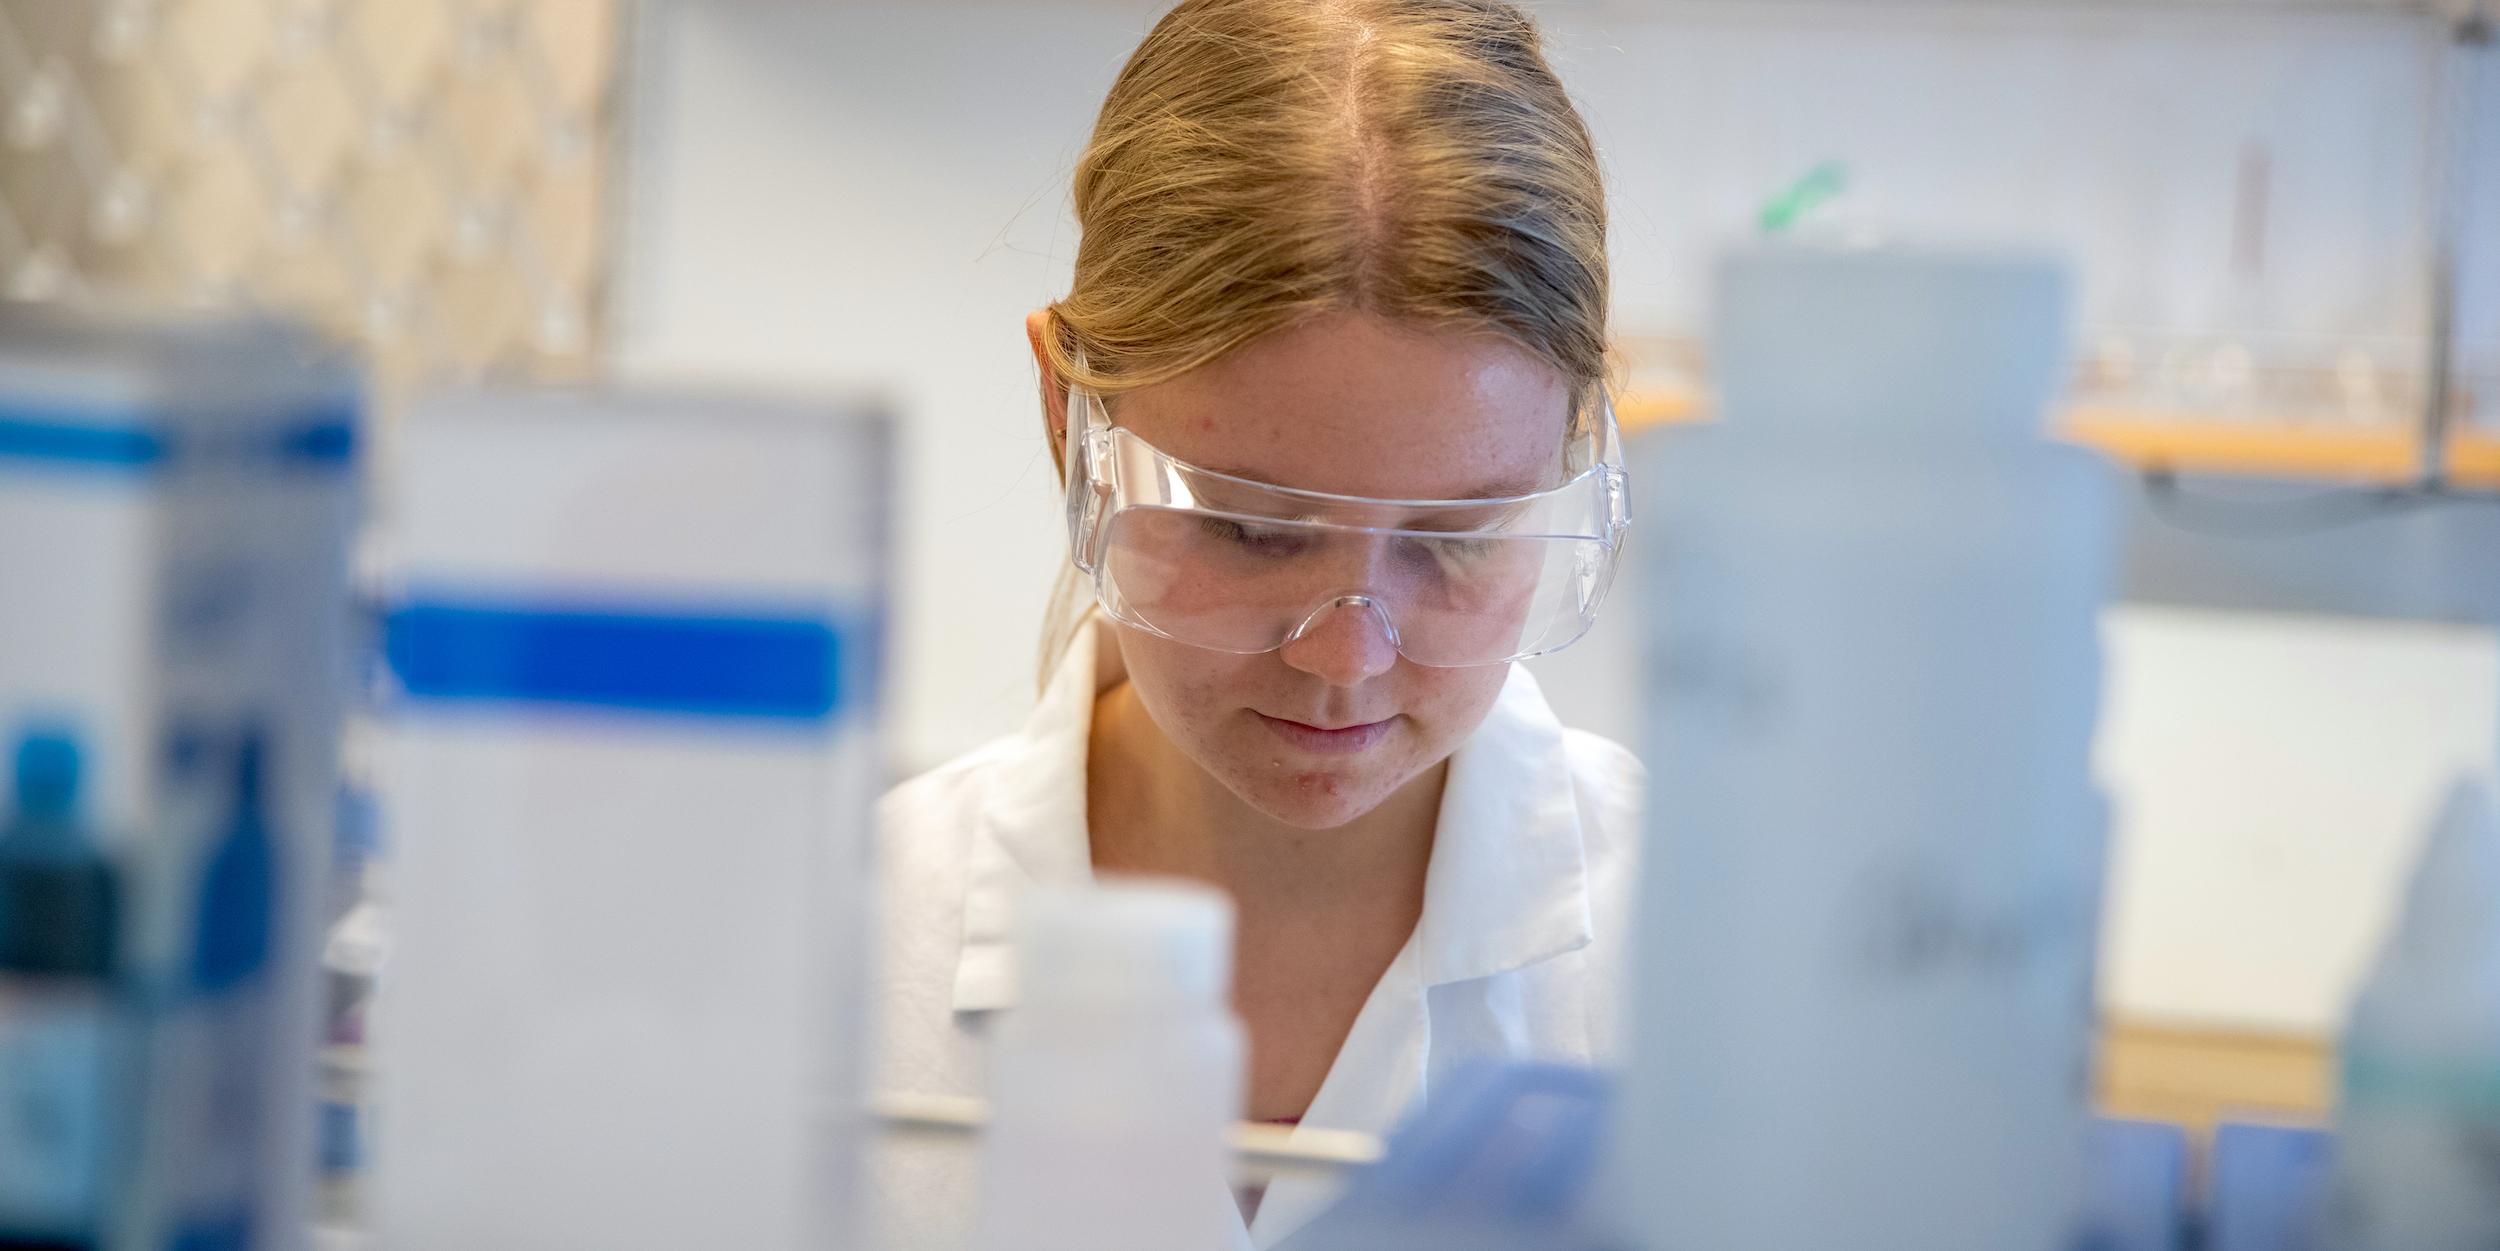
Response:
[1256,712,1393,755]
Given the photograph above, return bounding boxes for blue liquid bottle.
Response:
[160,732,277,1251]
[0,729,128,1251]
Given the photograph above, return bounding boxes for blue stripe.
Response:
[273,406,358,465]
[0,415,166,468]
[0,401,357,472]
[385,596,851,721]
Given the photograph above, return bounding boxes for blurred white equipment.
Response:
[0,305,361,1251]
[873,1093,1379,1184]
[1596,245,2121,1251]
[970,878,1248,1251]
[373,387,889,1251]
[2324,777,2500,1251]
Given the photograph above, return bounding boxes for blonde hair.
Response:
[1039,0,1611,675]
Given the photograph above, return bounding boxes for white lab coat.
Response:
[865,619,1645,1250]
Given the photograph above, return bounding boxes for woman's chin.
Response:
[1219,761,1408,831]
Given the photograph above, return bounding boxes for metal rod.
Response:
[2421,5,2493,487]
[870,1092,1386,1185]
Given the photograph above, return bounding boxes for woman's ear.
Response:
[1027,309,1069,472]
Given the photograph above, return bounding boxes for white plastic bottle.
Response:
[970,878,1247,1251]
[1594,244,2120,1251]
[2323,777,2500,1251]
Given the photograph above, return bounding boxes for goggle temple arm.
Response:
[1063,386,1118,576]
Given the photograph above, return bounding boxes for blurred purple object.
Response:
[2208,1122,2333,1251]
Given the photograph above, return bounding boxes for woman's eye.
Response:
[1201,517,1306,556]
[1399,535,1498,573]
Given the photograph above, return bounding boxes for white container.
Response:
[1595,246,2119,1251]
[372,387,890,1251]
[970,878,1247,1251]
[0,304,362,1251]
[2323,778,2500,1251]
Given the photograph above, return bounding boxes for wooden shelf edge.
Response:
[2096,1016,2336,1130]
[1619,388,2500,488]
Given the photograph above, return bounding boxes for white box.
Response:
[374,387,890,1251]
[0,304,363,1250]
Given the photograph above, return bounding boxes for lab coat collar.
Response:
[1410,659,1595,985]
[1246,676,1600,1247]
[951,616,1595,1012]
[951,620,1114,1011]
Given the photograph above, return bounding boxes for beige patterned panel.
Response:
[0,0,618,395]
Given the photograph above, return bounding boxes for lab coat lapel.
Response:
[1247,664,1596,1246]
[1414,663,1594,988]
[952,621,1109,1012]
[1245,940,1432,1248]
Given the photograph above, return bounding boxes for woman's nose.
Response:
[1278,595,1401,686]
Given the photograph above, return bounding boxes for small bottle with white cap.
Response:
[969,876,1247,1251]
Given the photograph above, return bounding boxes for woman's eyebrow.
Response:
[1198,465,1548,501]
[1446,473,1547,501]
[1401,498,1535,531]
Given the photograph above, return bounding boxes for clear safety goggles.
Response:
[1062,379,1631,668]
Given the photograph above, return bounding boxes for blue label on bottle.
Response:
[0,399,356,476]
[385,594,869,722]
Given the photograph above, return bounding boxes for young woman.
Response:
[871,1,1641,1246]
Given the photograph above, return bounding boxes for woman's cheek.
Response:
[1407,664,1507,751]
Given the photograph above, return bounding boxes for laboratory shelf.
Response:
[2061,408,2500,487]
[1618,387,2500,488]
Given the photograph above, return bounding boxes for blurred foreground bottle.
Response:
[970,880,1246,1251]
[0,729,132,1251]
[375,387,891,1251]
[1595,245,2121,1251]
[0,305,363,1251]
[2323,778,2500,1251]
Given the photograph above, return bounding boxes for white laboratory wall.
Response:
[1556,1,2442,345]
[615,0,1173,771]
[611,0,2494,1032]
[2098,607,2500,1034]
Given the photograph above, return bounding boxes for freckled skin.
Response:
[1091,312,1571,831]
